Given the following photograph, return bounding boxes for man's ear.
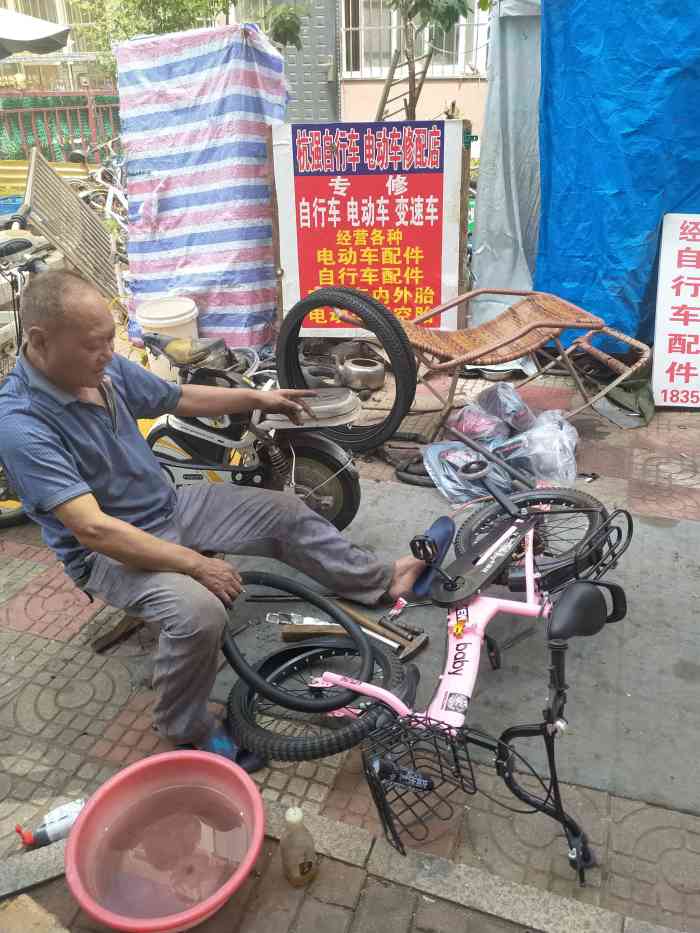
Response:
[25,325,49,357]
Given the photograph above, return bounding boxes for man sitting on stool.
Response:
[0,271,425,772]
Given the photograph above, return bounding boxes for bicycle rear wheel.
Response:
[277,288,417,453]
[454,488,607,562]
[228,637,407,761]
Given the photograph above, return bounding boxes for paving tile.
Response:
[294,896,352,933]
[25,876,81,928]
[414,896,471,933]
[353,878,416,933]
[308,857,366,908]
[0,563,104,642]
[237,846,305,933]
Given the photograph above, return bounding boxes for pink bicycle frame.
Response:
[319,527,551,729]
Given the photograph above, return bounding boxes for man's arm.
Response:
[54,495,243,605]
[175,384,316,423]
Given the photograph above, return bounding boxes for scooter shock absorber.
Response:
[267,442,291,482]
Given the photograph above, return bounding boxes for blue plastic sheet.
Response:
[535,3,700,343]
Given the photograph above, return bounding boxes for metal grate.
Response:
[23,147,120,301]
[341,13,490,79]
[362,715,477,854]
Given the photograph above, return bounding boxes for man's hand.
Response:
[258,389,317,425]
[191,555,244,606]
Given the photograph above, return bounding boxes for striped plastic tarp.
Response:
[116,25,287,348]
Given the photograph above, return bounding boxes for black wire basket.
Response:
[361,715,477,854]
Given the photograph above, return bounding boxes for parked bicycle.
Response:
[0,218,51,528]
[68,137,128,255]
[220,467,632,883]
[141,332,363,530]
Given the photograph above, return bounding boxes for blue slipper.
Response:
[178,724,268,774]
[412,516,456,598]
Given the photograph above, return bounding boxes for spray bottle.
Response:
[16,798,85,848]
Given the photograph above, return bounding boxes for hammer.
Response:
[334,600,429,662]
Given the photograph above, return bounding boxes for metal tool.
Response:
[335,601,429,662]
[266,611,399,650]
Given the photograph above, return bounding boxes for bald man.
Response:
[0,271,424,771]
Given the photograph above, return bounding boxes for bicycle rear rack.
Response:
[507,508,634,595]
[572,508,633,583]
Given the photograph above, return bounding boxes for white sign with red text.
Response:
[653,213,700,407]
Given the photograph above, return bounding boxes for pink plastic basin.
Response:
[65,751,264,933]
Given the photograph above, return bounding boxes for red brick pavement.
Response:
[85,691,226,767]
[0,539,54,562]
[0,560,104,641]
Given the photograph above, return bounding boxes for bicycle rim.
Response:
[250,646,387,735]
[228,637,404,761]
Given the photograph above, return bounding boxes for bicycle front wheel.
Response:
[228,637,405,761]
[221,572,372,713]
[454,488,607,562]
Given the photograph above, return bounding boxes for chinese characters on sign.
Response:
[289,122,447,330]
[653,214,700,407]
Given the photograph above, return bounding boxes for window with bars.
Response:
[342,0,487,78]
[14,0,59,21]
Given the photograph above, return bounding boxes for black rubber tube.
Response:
[228,636,406,761]
[221,571,372,712]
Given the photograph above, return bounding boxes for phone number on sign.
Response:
[659,388,700,404]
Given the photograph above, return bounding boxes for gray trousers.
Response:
[85,484,393,744]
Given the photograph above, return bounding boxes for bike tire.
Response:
[454,488,607,562]
[285,441,361,531]
[221,572,372,712]
[277,287,417,453]
[228,636,404,761]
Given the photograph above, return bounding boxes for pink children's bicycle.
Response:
[224,469,632,884]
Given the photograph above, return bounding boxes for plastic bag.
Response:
[422,442,512,504]
[446,403,510,446]
[478,383,536,433]
[492,411,578,485]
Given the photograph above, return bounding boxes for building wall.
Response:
[341,78,488,139]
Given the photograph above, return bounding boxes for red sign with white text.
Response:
[291,121,446,329]
[653,214,700,407]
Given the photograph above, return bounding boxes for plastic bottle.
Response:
[16,798,85,848]
[280,806,318,887]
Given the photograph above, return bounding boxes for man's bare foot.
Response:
[388,555,426,601]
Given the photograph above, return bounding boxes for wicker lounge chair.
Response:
[392,288,650,433]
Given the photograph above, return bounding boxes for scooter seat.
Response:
[142,332,227,366]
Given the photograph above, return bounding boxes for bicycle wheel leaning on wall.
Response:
[277,288,418,453]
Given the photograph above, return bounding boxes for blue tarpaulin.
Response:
[535,3,700,343]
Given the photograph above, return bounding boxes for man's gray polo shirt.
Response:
[0,352,182,581]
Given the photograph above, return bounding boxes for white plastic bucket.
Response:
[135,297,199,381]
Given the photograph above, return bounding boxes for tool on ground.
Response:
[228,618,258,638]
[334,600,429,661]
[246,593,337,603]
[267,611,399,650]
[376,596,425,641]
